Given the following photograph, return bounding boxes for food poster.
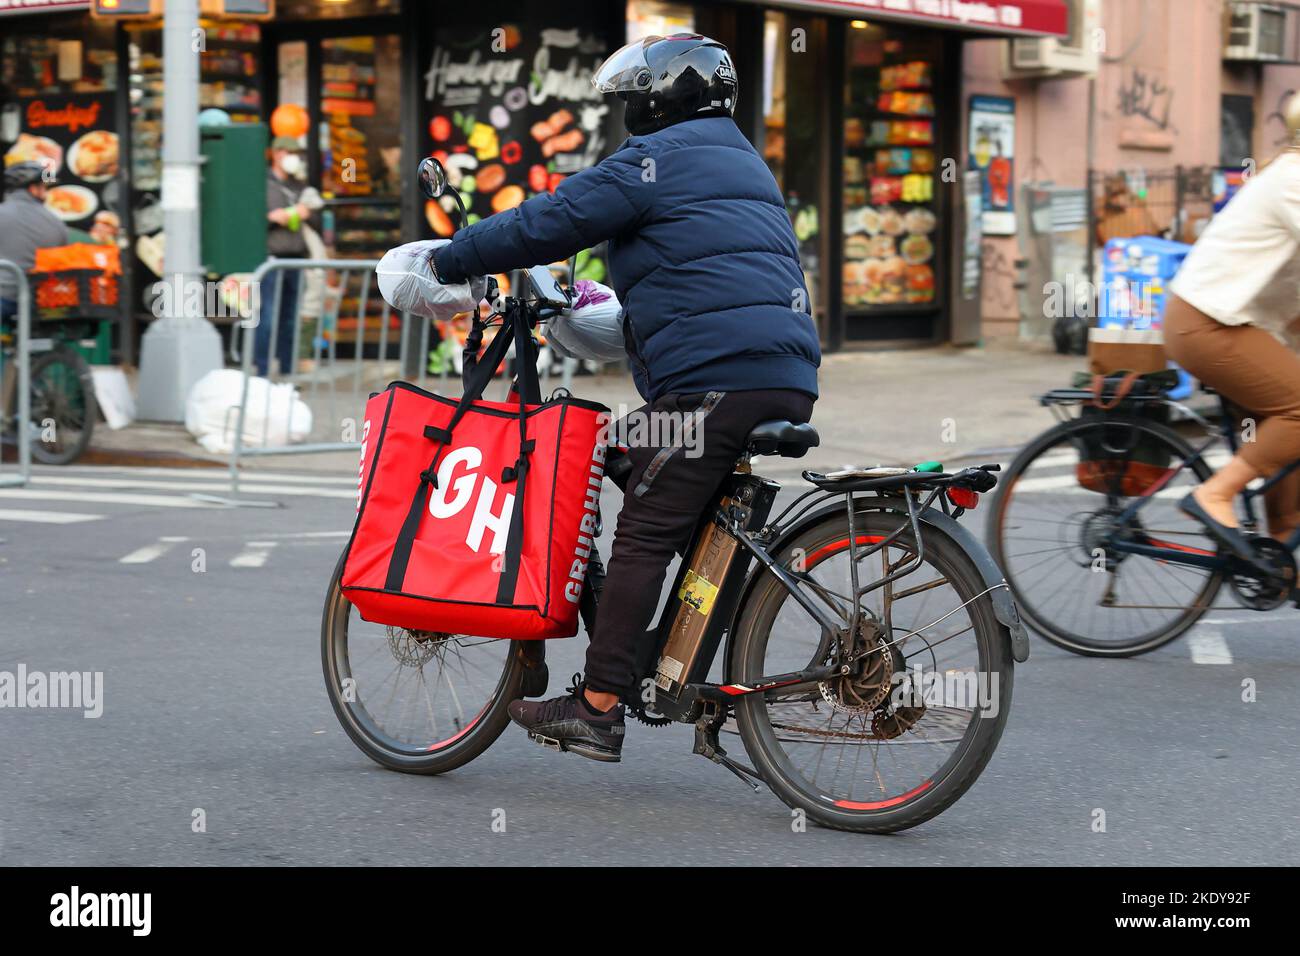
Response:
[3,92,123,247]
[420,21,616,286]
[968,94,1016,236]
[843,55,939,308]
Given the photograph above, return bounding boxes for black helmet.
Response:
[593,34,738,136]
[3,160,52,190]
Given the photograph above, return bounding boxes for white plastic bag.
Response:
[184,369,313,454]
[375,239,485,321]
[546,280,626,362]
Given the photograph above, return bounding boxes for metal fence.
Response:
[222,257,603,498]
[0,259,31,489]
[227,257,425,495]
[1085,165,1216,286]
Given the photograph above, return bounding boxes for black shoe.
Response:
[508,673,625,763]
[1179,493,1277,577]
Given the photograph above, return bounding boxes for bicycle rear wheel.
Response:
[988,415,1221,656]
[321,554,525,774]
[732,509,1013,833]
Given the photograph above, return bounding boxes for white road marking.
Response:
[0,508,103,524]
[1189,630,1233,665]
[37,466,356,486]
[30,475,354,499]
[119,536,189,565]
[1007,473,1188,500]
[230,540,277,568]
[260,530,350,539]
[0,488,214,509]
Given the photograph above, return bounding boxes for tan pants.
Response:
[1164,295,1300,537]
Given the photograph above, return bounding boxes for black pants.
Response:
[584,388,815,696]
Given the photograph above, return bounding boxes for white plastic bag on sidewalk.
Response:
[546,280,626,362]
[184,369,312,455]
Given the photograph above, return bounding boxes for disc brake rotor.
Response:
[818,620,894,715]
[385,626,453,667]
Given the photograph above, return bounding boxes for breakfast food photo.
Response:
[44,183,98,222]
[67,129,120,182]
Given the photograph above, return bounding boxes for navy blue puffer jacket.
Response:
[434,116,821,403]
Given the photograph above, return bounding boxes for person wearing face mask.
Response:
[258,136,314,377]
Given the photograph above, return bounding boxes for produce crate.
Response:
[29,268,121,323]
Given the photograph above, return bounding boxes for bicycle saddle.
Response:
[746,420,820,458]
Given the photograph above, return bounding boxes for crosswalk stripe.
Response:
[29,475,355,499]
[0,508,103,524]
[1007,473,1188,500]
[119,536,188,565]
[0,488,213,509]
[38,466,357,486]
[1189,630,1233,665]
[230,540,277,568]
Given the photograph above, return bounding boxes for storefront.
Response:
[1,0,1067,363]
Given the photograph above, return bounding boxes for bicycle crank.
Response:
[1227,538,1298,611]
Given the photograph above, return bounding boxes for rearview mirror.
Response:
[418,157,447,199]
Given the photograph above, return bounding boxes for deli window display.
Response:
[319,34,403,260]
[841,23,941,339]
[1,22,121,243]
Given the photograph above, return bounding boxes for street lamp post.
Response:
[135,0,223,422]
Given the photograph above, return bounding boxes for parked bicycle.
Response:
[0,318,96,466]
[320,158,1028,833]
[988,373,1299,657]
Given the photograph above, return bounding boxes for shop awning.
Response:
[0,0,90,15]
[763,0,1070,38]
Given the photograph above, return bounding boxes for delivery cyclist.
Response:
[0,161,69,320]
[426,34,821,761]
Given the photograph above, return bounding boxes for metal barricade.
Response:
[227,257,451,495]
[0,260,31,489]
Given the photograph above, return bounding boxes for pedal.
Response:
[528,732,564,752]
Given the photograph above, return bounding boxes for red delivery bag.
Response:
[340,311,609,639]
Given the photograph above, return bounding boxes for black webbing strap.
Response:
[494,311,540,603]
[385,312,526,592]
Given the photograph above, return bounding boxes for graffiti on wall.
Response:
[1117,68,1174,131]
[980,239,1018,319]
[1265,88,1298,149]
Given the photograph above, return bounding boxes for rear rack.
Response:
[1040,386,1169,407]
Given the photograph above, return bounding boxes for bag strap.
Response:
[385,307,540,596]
[494,310,539,603]
[1087,370,1140,411]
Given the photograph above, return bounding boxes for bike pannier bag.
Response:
[1074,392,1174,497]
[340,313,609,639]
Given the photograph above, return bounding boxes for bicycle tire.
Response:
[321,552,524,775]
[987,414,1220,657]
[732,509,1013,834]
[29,346,96,465]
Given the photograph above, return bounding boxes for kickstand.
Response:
[693,705,764,794]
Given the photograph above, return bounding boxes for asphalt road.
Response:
[1,461,1298,866]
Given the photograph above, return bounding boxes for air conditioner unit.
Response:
[1004,0,1101,78]
[1223,2,1288,61]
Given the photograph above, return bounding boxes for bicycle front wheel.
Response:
[321,554,525,774]
[732,509,1013,834]
[988,415,1221,656]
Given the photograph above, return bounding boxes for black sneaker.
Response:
[507,673,625,763]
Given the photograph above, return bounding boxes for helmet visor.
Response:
[591,37,660,94]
